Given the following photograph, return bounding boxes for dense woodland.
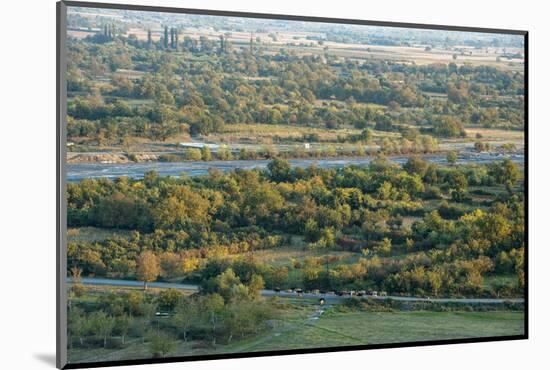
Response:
[68,157,524,298]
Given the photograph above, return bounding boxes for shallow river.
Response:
[67,152,524,182]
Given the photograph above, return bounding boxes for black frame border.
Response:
[57,1,529,369]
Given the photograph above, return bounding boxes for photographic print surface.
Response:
[60,2,526,367]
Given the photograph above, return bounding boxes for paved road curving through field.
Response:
[70,277,524,304]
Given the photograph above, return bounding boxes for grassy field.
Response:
[245,310,524,351]
[68,304,524,364]
[462,128,524,144]
[68,227,133,243]
[208,123,400,144]
[250,242,358,266]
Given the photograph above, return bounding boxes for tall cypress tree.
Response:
[164,26,169,49]
[249,33,254,53]
[147,29,152,48]
[170,28,174,49]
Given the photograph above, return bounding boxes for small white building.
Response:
[178,142,220,150]
[304,143,310,149]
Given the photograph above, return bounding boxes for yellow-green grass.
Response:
[214,123,399,143]
[68,227,133,243]
[463,128,524,143]
[239,310,524,352]
[250,243,359,267]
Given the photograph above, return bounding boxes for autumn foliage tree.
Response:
[136,251,160,290]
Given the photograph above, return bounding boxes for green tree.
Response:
[213,268,246,302]
[152,187,211,230]
[186,148,202,161]
[268,159,291,182]
[447,171,468,201]
[158,289,182,311]
[150,332,176,358]
[248,274,265,299]
[89,311,115,349]
[115,314,131,344]
[489,159,520,192]
[304,218,321,242]
[427,270,443,296]
[404,156,428,176]
[201,146,213,161]
[360,128,373,143]
[173,297,198,342]
[446,151,458,165]
[216,146,233,160]
[68,307,87,348]
[474,141,490,152]
[201,293,225,344]
[433,116,466,138]
[163,26,169,49]
[421,135,438,153]
[375,237,392,256]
